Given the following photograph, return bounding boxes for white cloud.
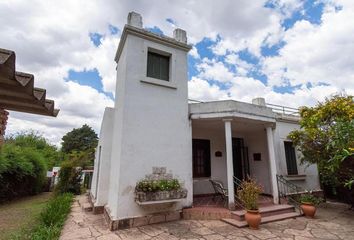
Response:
[197,59,235,83]
[189,46,200,59]
[1,0,353,146]
[261,0,354,92]
[188,77,229,101]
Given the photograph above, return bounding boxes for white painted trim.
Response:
[140,42,178,89]
[266,127,279,204]
[224,120,235,209]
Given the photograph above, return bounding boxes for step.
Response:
[231,204,295,221]
[222,212,301,228]
[78,195,93,212]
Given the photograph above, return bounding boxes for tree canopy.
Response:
[288,95,354,189]
[61,124,98,163]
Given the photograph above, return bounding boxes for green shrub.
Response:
[30,193,73,240]
[55,160,82,195]
[298,193,323,206]
[237,178,263,210]
[0,144,47,202]
[136,179,181,192]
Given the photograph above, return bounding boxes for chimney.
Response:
[252,97,266,106]
[173,28,187,43]
[127,12,143,28]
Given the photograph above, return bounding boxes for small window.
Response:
[192,139,211,178]
[147,51,170,81]
[284,141,298,175]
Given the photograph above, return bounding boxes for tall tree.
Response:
[61,124,98,163]
[288,95,354,191]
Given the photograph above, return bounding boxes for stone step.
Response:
[222,212,301,228]
[77,195,93,212]
[231,204,295,221]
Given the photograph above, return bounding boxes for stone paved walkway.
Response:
[60,197,354,240]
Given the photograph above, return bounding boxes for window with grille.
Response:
[284,141,298,175]
[192,139,211,178]
[146,51,170,81]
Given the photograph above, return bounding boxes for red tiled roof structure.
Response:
[0,48,59,117]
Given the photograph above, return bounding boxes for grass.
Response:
[0,192,52,240]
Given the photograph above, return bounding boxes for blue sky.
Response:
[67,0,326,100]
[2,0,353,144]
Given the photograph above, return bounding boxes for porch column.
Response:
[266,126,279,204]
[224,119,235,209]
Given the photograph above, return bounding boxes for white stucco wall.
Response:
[192,127,227,195]
[246,131,272,194]
[274,120,321,190]
[107,32,192,220]
[91,107,115,206]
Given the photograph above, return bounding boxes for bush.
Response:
[237,178,263,210]
[298,193,323,205]
[55,160,82,195]
[0,144,47,202]
[30,193,73,240]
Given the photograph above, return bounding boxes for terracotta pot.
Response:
[301,202,316,218]
[245,210,261,229]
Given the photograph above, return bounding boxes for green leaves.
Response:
[136,179,181,192]
[288,94,354,191]
[61,124,98,164]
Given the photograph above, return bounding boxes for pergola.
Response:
[0,48,59,144]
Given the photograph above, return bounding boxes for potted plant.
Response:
[237,178,262,229]
[299,193,323,218]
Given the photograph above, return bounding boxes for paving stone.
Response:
[60,195,354,240]
[97,233,121,239]
[310,228,340,239]
[283,229,314,238]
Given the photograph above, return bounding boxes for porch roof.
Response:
[0,48,59,117]
[189,100,276,123]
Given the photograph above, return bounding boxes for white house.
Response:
[90,12,321,230]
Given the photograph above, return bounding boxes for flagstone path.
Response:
[60,196,354,240]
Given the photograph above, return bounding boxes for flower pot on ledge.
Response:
[135,189,188,203]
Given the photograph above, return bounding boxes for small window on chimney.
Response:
[147,51,170,81]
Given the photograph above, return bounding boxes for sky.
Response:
[1,0,353,146]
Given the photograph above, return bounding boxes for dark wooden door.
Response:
[232,138,249,181]
[192,139,211,178]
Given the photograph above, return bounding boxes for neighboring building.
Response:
[91,12,321,230]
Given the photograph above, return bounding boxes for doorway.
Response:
[232,138,250,181]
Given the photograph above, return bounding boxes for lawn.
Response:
[0,192,52,240]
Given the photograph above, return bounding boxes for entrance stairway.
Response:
[222,204,300,227]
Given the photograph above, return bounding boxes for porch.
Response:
[190,100,280,209]
[183,194,300,227]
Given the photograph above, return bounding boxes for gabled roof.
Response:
[0,48,59,117]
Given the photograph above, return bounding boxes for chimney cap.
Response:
[252,97,266,106]
[127,12,143,28]
[173,28,187,44]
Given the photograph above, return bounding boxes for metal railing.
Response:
[233,176,245,209]
[266,103,300,116]
[276,175,303,213]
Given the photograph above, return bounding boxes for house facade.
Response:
[90,12,321,230]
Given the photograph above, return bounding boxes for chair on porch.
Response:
[209,179,228,207]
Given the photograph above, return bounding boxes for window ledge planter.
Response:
[135,167,187,205]
[135,189,188,203]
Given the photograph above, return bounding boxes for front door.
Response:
[232,138,249,181]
